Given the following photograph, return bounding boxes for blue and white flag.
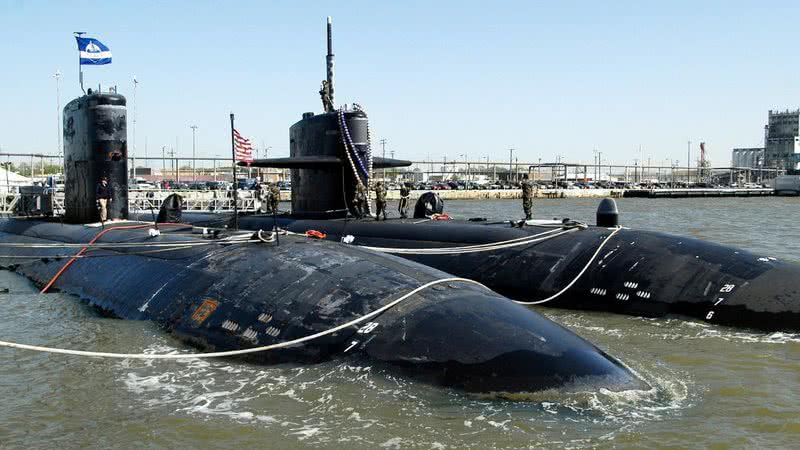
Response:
[75,37,112,65]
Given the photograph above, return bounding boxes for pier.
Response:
[0,187,782,216]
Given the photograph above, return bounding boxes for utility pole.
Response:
[390,150,395,180]
[508,148,514,183]
[380,138,387,180]
[168,147,176,181]
[190,125,198,181]
[161,145,166,173]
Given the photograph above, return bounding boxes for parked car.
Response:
[207,181,231,190]
[188,181,208,191]
[237,178,258,190]
[130,179,157,190]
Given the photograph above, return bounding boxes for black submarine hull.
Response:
[0,217,640,393]
[178,213,800,332]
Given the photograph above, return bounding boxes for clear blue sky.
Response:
[1,0,798,166]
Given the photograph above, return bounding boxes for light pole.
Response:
[161,145,166,173]
[54,70,61,156]
[508,148,514,183]
[213,154,221,181]
[380,138,387,181]
[167,147,176,182]
[597,151,602,181]
[132,76,138,166]
[465,153,469,182]
[687,140,691,185]
[190,125,198,181]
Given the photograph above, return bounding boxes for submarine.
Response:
[0,89,643,394]
[174,18,800,332]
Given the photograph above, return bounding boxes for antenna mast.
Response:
[326,16,335,109]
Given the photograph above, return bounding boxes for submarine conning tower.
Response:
[246,17,411,219]
[288,109,371,218]
[63,90,129,223]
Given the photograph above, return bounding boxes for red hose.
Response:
[40,223,187,294]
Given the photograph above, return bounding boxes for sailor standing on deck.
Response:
[353,183,367,218]
[96,176,113,222]
[375,181,388,221]
[398,182,411,219]
[522,179,534,220]
[268,181,281,214]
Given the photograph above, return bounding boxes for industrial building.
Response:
[731,147,764,169]
[732,109,800,170]
[765,109,800,169]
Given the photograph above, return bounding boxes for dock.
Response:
[0,187,785,215]
[624,188,774,198]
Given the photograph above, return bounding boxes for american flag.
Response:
[233,128,253,164]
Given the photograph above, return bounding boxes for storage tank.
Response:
[62,91,128,223]
[289,110,370,218]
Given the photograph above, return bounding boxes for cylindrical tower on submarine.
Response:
[243,16,411,218]
[289,110,370,218]
[62,90,128,223]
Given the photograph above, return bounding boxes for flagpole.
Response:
[74,32,86,94]
[230,113,239,230]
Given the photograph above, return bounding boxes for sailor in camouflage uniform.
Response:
[522,179,534,220]
[267,182,281,214]
[353,183,367,218]
[374,181,387,221]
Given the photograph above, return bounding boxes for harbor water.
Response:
[1,197,799,449]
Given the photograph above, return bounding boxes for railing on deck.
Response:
[0,189,268,215]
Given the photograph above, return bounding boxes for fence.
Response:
[1,151,788,186]
[0,189,271,215]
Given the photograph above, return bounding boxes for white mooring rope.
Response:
[0,277,487,360]
[512,226,622,305]
[357,227,579,255]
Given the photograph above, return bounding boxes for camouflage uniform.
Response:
[522,180,534,220]
[320,80,334,113]
[269,183,281,214]
[353,183,367,218]
[374,182,387,221]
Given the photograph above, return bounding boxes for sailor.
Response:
[268,181,281,214]
[95,176,113,222]
[353,183,367,218]
[375,181,388,221]
[320,80,334,112]
[398,182,411,219]
[522,179,534,220]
